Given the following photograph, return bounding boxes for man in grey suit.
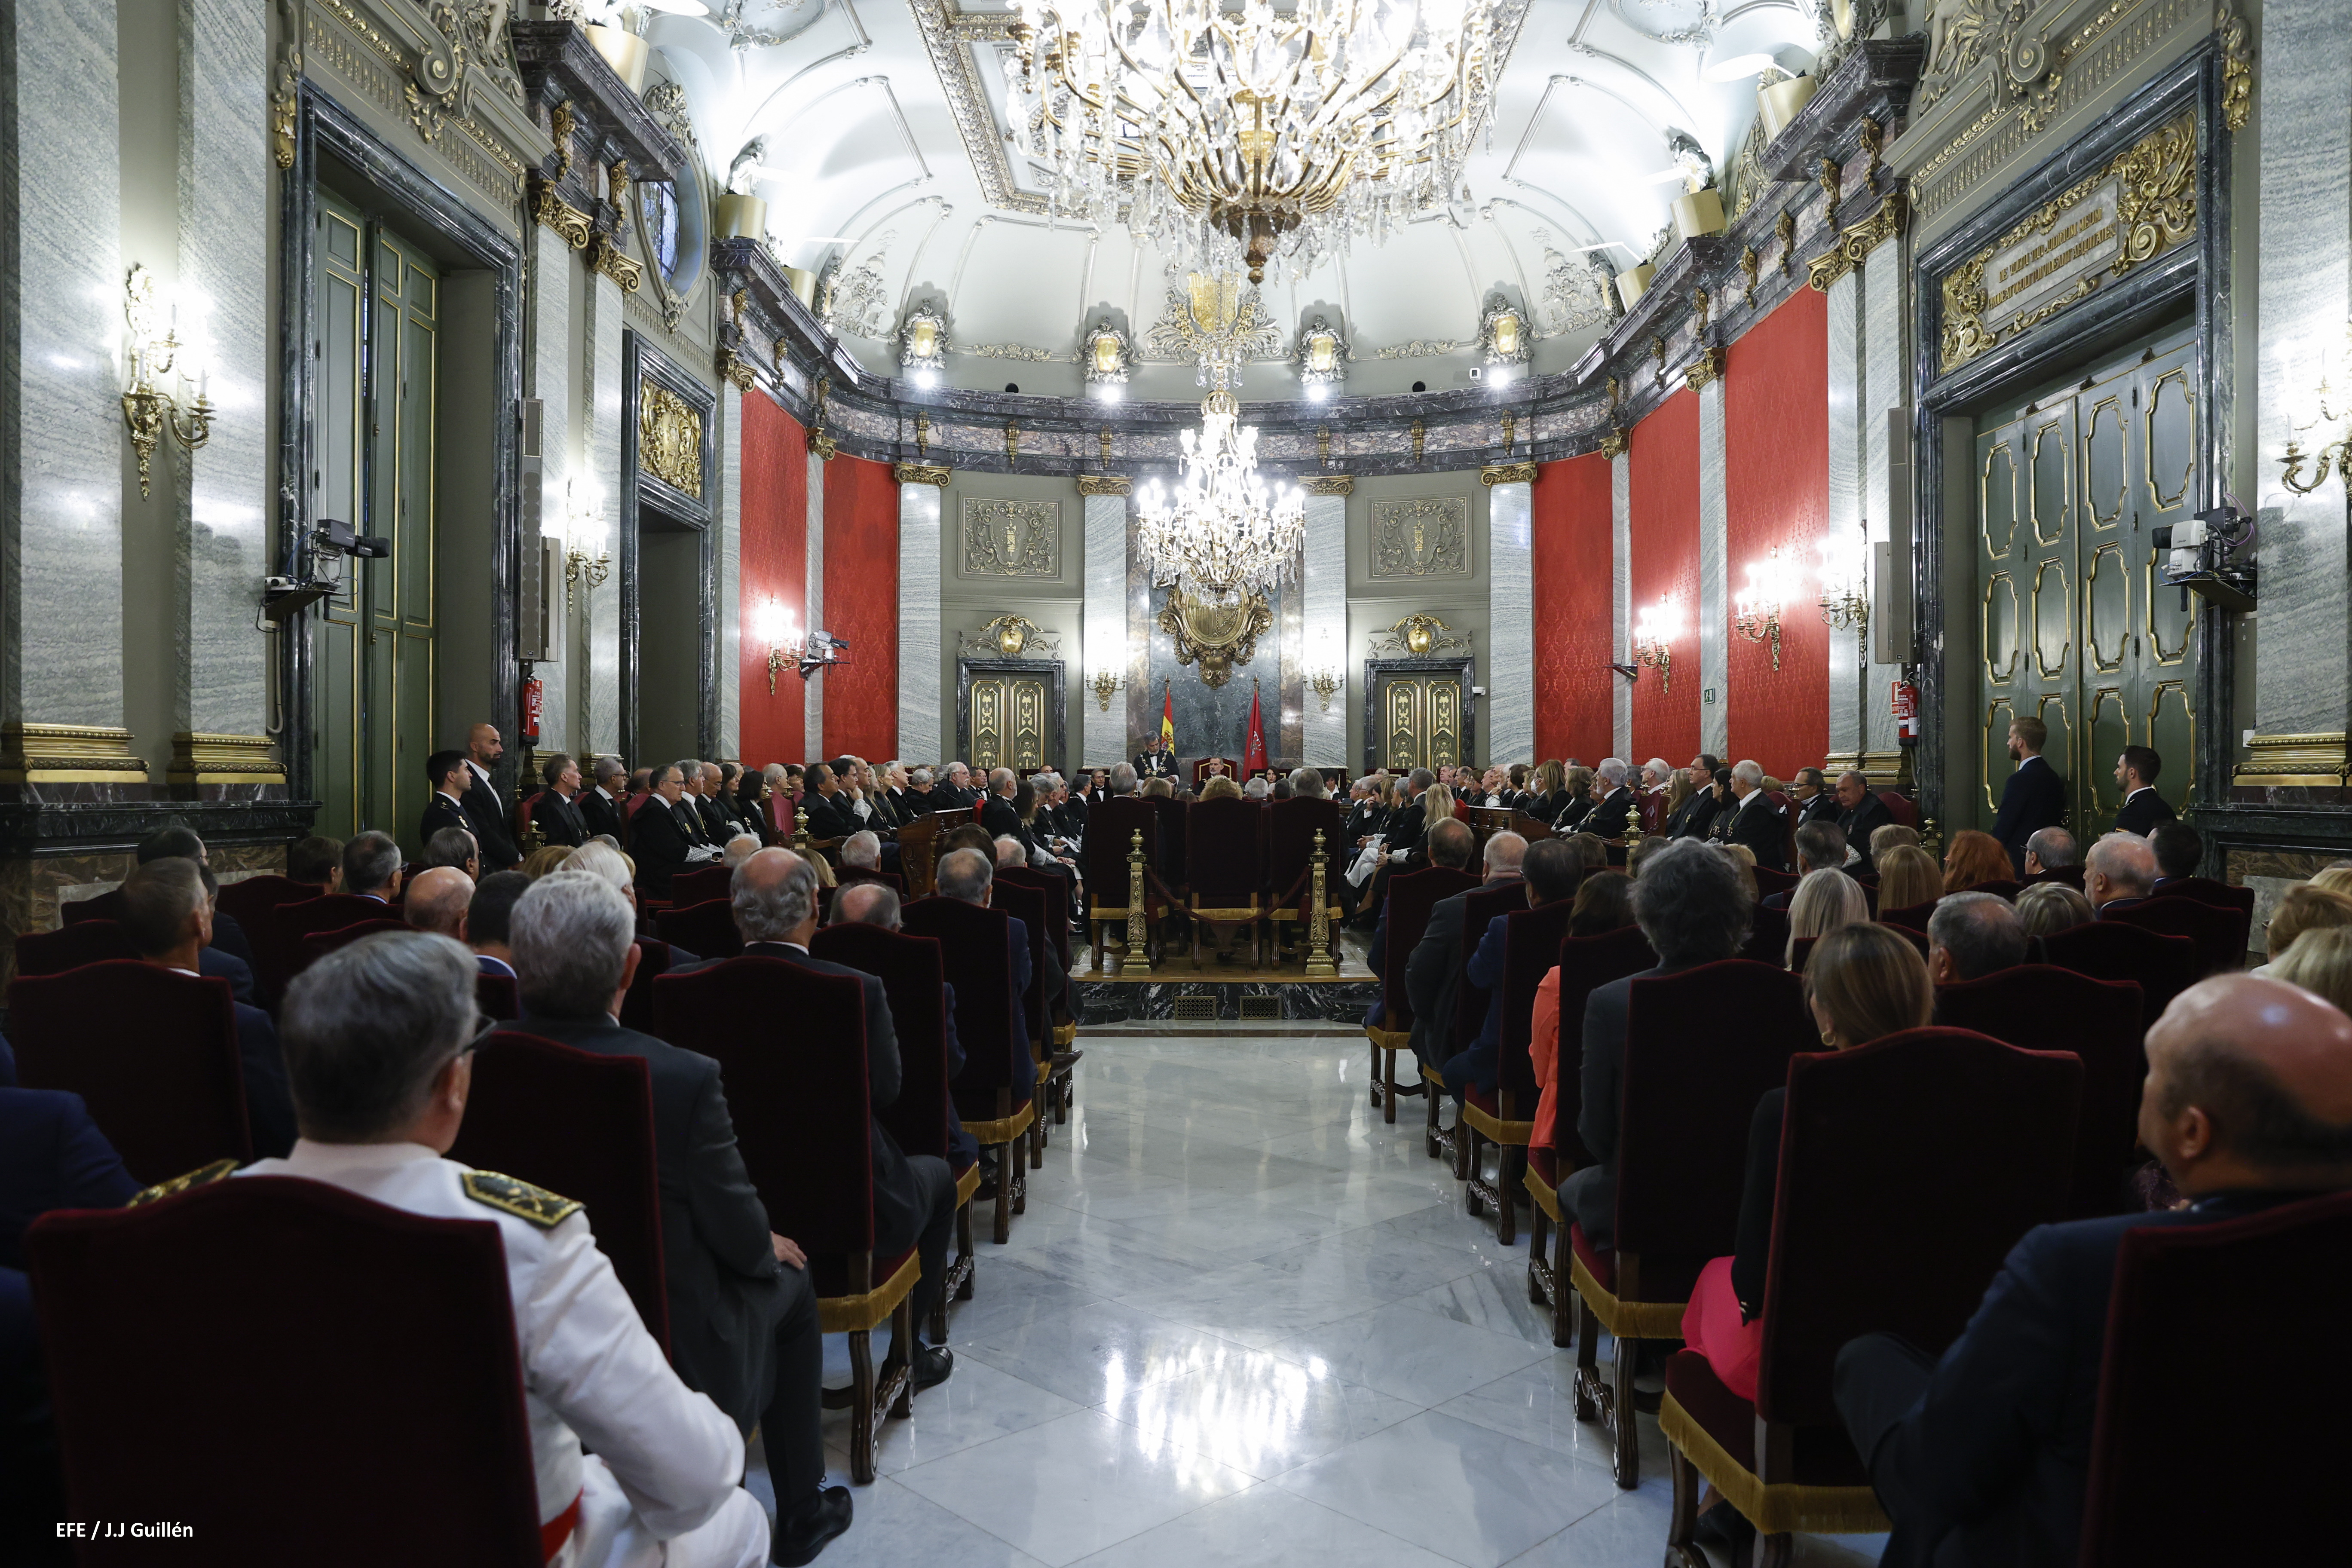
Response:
[1558,839,1753,1250]
[1400,821,1511,1075]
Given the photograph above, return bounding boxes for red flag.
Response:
[1244,680,1268,775]
[1161,684,1175,751]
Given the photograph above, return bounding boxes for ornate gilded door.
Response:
[1370,670,1464,772]
[966,673,1049,771]
[1974,327,2197,837]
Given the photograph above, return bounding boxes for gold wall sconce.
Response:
[1633,594,1678,692]
[1090,667,1123,711]
[561,478,612,605]
[119,264,214,498]
[1734,546,1793,671]
[2281,343,2350,493]
[755,596,801,696]
[1814,527,1869,644]
[1309,625,1344,712]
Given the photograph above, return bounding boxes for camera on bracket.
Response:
[2152,503,2256,613]
[262,518,393,622]
[313,518,392,560]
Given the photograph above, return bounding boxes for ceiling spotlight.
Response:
[1701,52,1781,83]
[1488,365,1517,388]
[1306,383,1331,404]
[1089,382,1124,402]
[911,369,941,390]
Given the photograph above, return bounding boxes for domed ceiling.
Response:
[644,0,1828,400]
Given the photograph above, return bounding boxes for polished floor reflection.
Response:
[748,1027,1890,1567]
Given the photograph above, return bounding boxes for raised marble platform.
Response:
[1070,932,1379,1023]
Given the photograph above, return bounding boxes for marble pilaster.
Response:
[900,480,945,761]
[527,223,572,753]
[585,272,625,755]
[1300,493,1347,767]
[804,452,826,755]
[1611,453,1632,760]
[1081,491,1128,766]
[716,385,742,759]
[4,3,127,733]
[2252,0,2352,743]
[1487,480,1534,767]
[1697,381,1729,757]
[1824,269,1864,765]
[1861,248,1909,758]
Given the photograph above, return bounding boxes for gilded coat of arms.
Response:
[961,498,1060,578]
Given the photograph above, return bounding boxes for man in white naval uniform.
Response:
[240,929,780,1568]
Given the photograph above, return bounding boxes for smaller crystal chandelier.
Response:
[1136,390,1305,599]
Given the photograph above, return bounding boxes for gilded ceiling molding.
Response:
[1806,190,1910,294]
[895,462,954,487]
[1481,461,1538,486]
[589,231,643,292]
[910,0,1050,216]
[1301,475,1354,496]
[1076,473,1133,496]
[1682,346,1727,391]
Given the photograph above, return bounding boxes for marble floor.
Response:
[748,1026,1889,1568]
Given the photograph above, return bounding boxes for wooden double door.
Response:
[1366,661,1469,773]
[959,659,1063,772]
[1972,325,2198,838]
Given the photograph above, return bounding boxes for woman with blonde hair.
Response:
[2308,864,2352,900]
[1786,866,1868,965]
[1942,829,2014,895]
[2263,882,2352,964]
[1875,844,1942,914]
[1526,759,1568,821]
[520,844,575,880]
[1870,822,1922,862]
[1200,774,1243,802]
[2015,881,2094,938]
[1423,779,1457,828]
[1557,765,1596,830]
[1720,842,1759,900]
[2270,924,2352,1014]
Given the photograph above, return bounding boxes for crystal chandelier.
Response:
[1137,389,1305,597]
[1004,0,1499,283]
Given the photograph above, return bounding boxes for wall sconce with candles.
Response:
[1633,593,1679,692]
[1734,546,1794,672]
[1815,526,1870,650]
[561,478,612,606]
[1090,666,1123,711]
[755,597,799,696]
[119,264,214,498]
[1308,626,1344,713]
[2280,334,2351,493]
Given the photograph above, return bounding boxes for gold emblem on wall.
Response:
[1159,585,1272,689]
[1370,496,1470,578]
[639,383,703,496]
[980,613,1041,657]
[1368,614,1472,658]
[961,497,1061,578]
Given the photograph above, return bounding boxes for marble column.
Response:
[1487,479,1534,767]
[2248,0,2352,780]
[900,477,945,762]
[1697,381,1730,757]
[1611,452,1633,759]
[716,384,742,759]
[1300,491,1347,767]
[804,452,826,755]
[526,224,572,754]
[1,3,135,769]
[584,272,625,755]
[1824,268,1865,771]
[1081,490,1128,766]
[1861,246,1910,769]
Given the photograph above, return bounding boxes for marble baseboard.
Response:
[1073,977,1379,1024]
[166,782,291,803]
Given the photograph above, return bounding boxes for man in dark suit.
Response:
[2110,744,2175,836]
[2148,821,2204,890]
[1666,754,1724,839]
[1834,974,2352,1568]
[421,750,473,847]
[533,753,590,848]
[1991,716,2068,875]
[936,848,1041,1111]
[1441,839,1583,1102]
[1709,760,1790,873]
[1762,821,1849,910]
[732,849,959,1385]
[121,824,260,974]
[1789,767,1840,826]
[832,881,976,1165]
[1397,820,1486,1074]
[119,858,296,1159]
[2086,830,2158,917]
[1134,740,1179,781]
[1834,770,1896,870]
[1559,840,1749,1249]
[505,871,851,1564]
[459,723,521,871]
[799,764,863,841]
[578,756,628,842]
[1584,759,1637,841]
[629,764,720,898]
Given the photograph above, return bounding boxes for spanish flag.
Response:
[1160,683,1176,751]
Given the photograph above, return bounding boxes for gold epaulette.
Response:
[461,1170,583,1229]
[127,1158,239,1207]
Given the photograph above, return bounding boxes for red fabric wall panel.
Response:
[820,453,900,762]
[738,393,805,766]
[1628,389,1701,764]
[1724,288,1830,777]
[1532,453,1616,763]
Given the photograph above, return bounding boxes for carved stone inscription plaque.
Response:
[961,497,1061,578]
[1370,496,1470,578]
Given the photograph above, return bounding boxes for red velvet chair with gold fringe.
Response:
[213,872,317,934]
[1264,795,1345,963]
[1430,880,1529,1174]
[649,956,913,1484]
[2041,920,2198,1025]
[1660,1028,2080,1566]
[901,896,1036,1244]
[1364,864,1478,1127]
[668,864,734,907]
[1184,795,1267,968]
[297,918,411,976]
[1081,796,1174,969]
[995,865,1078,1137]
[2147,872,2254,914]
[261,892,401,1005]
[2100,894,2251,978]
[1461,900,1578,1241]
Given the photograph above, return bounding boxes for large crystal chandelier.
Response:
[1136,389,1305,597]
[1004,0,1499,283]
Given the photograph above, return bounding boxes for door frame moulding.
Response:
[620,332,721,765]
[1909,45,2232,841]
[279,83,523,808]
[1361,656,1478,775]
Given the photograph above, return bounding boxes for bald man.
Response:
[2086,830,2159,916]
[401,866,474,941]
[459,722,521,870]
[1833,975,2352,1568]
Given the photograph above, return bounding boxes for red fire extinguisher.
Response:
[1891,678,1920,745]
[523,676,544,743]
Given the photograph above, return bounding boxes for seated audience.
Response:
[1942,830,2013,895]
[721,833,762,870]
[1834,974,2352,1568]
[2259,883,2352,968]
[1719,842,1760,900]
[830,882,974,1165]
[2022,827,2078,879]
[1871,823,1923,864]
[521,845,575,880]
[578,756,628,842]
[1926,891,2028,984]
[2269,924,2352,1012]
[1566,870,1637,937]
[2086,832,2159,915]
[934,846,1043,1110]
[2311,864,2352,900]
[1834,772,1893,866]
[1394,818,1498,1071]
[534,753,590,848]
[465,871,529,977]
[286,834,345,891]
[1439,839,1579,1102]
[1874,844,1942,914]
[258,930,798,1567]
[2015,881,2095,938]
[839,832,884,879]
[2147,820,2205,890]
[1787,866,1868,965]
[1626,833,1672,876]
[1681,921,1935,1552]
[633,765,723,897]
[1529,872,1642,1153]
[1560,840,1751,1249]
[1710,760,1790,872]
[343,832,404,905]
[423,827,481,882]
[1766,822,1850,910]
[1199,775,1242,803]
[401,866,473,940]
[118,859,295,1159]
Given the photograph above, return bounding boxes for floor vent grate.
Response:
[1172,997,1218,1021]
[1239,997,1282,1021]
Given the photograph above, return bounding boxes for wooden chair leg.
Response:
[1611,1332,1641,1488]
[847,1327,877,1484]
[1525,1201,1549,1305]
[1368,1042,1381,1109]
[954,1199,976,1300]
[1572,1295,1601,1421]
[1454,1114,1475,1185]
[1755,1534,1795,1568]
[992,1141,1013,1243]
[1496,1145,1520,1246]
[1381,1047,1397,1124]
[1550,1222,1574,1349]
[1091,921,1105,971]
[1423,1075,1442,1158]
[888,1295,916,1418]
[1664,1441,1706,1568]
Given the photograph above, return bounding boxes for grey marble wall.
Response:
[804,451,826,754]
[1301,493,1347,766]
[1080,490,1127,766]
[529,224,572,752]
[2254,0,2352,739]
[585,272,625,754]
[1611,453,1632,759]
[1862,247,1909,756]
[900,480,944,761]
[1697,382,1729,757]
[4,3,126,730]
[1487,480,1534,766]
[1825,270,1864,761]
[716,383,741,758]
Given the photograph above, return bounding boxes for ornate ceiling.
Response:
[646,0,1829,398]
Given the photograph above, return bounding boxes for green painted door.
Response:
[1973,325,2198,839]
[312,193,440,852]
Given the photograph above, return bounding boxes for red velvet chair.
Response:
[1145,794,1190,898]
[1189,755,1240,785]
[654,897,743,960]
[57,888,126,925]
[477,971,519,1020]
[1751,866,1799,902]
[1877,790,1918,829]
[297,918,411,975]
[2042,921,2199,1025]
[2076,1191,2352,1567]
[514,789,545,850]
[214,873,319,933]
[1264,796,1345,961]
[13,918,136,977]
[1571,959,1813,1488]
[900,897,1036,1243]
[10,961,249,1185]
[26,1177,543,1565]
[986,875,1058,1160]
[2024,863,2088,890]
[1934,965,2146,1217]
[1788,935,1821,974]
[1461,900,1578,1242]
[812,924,975,1340]
[668,864,734,907]
[649,956,913,1483]
[1888,924,1930,959]
[1439,881,1530,1159]
[1363,865,1477,1126]
[837,867,905,895]
[2101,895,2250,977]
[1525,922,1657,1346]
[1878,899,1936,932]
[997,863,1079,1128]
[616,937,676,1035]
[1741,905,1792,967]
[2150,874,2254,914]
[447,1030,670,1355]
[1967,878,2025,901]
[263,893,401,1004]
[1081,796,1175,969]
[1185,796,1267,967]
[1660,1028,2081,1561]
